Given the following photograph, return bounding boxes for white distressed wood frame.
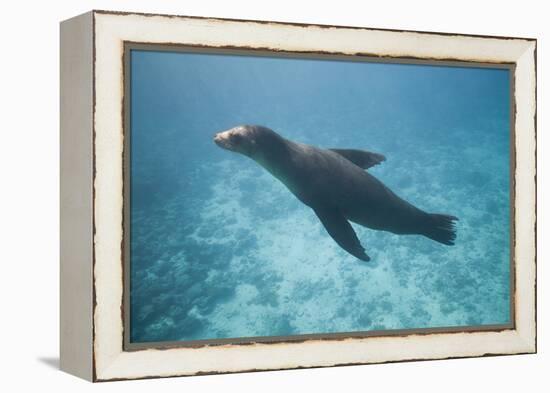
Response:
[60,10,537,382]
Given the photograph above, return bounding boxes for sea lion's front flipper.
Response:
[314,208,371,262]
[329,149,386,169]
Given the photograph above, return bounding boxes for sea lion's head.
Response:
[214,125,280,158]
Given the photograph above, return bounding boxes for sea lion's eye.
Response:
[232,134,243,144]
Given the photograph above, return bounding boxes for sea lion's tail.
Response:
[423,214,458,245]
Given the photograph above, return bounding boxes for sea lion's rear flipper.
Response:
[314,208,371,261]
[423,214,459,245]
[329,149,386,169]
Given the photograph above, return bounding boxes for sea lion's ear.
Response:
[329,149,386,170]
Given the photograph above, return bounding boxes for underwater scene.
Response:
[129,49,511,343]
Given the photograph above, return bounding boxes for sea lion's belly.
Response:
[336,172,426,233]
[271,146,425,233]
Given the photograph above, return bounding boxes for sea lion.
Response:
[214,125,457,261]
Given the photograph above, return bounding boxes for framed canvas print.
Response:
[60,10,537,382]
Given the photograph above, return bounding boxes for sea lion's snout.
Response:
[214,126,251,154]
[213,129,237,150]
[213,132,228,148]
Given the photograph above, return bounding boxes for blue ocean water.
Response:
[129,49,511,343]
